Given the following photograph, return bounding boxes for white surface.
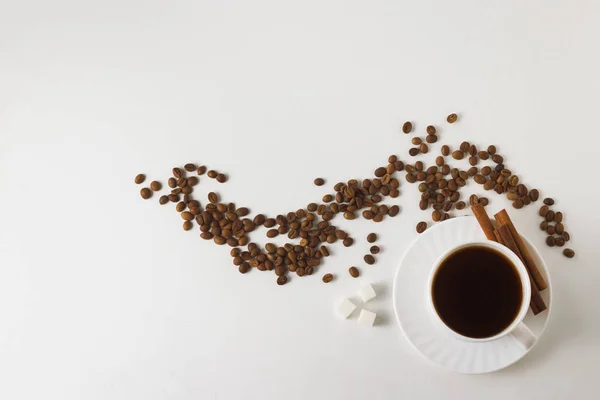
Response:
[358,309,377,327]
[358,283,377,303]
[1,1,599,399]
[338,298,357,319]
[393,217,551,374]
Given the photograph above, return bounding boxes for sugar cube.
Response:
[357,309,376,326]
[337,298,356,319]
[357,284,376,302]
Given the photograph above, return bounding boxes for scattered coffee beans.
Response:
[137,112,575,289]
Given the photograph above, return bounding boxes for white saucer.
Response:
[392,216,552,374]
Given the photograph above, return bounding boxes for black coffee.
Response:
[432,245,523,339]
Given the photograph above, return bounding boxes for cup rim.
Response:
[427,240,532,342]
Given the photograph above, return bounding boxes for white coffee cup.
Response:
[427,241,537,349]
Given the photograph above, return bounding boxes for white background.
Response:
[1,1,599,399]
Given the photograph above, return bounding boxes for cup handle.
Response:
[510,322,537,349]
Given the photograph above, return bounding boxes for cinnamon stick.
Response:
[493,230,504,245]
[497,224,547,315]
[494,209,548,291]
[471,203,497,241]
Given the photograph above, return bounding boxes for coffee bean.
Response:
[425,125,436,135]
[562,231,571,241]
[263,228,277,238]
[197,165,207,175]
[264,218,276,228]
[167,178,177,188]
[374,167,386,177]
[349,266,359,278]
[200,232,213,240]
[181,211,194,221]
[555,238,565,247]
[364,254,376,265]
[426,134,438,143]
[543,197,555,206]
[447,113,457,123]
[492,154,504,164]
[394,160,405,171]
[469,194,479,206]
[487,145,497,155]
[451,151,464,160]
[456,201,466,210]
[529,189,540,201]
[140,188,152,199]
[563,248,575,258]
[365,233,377,243]
[322,273,334,283]
[134,174,146,184]
[416,221,427,234]
[313,178,325,186]
[555,223,564,234]
[468,156,478,166]
[215,173,227,183]
[432,210,442,221]
[370,245,380,255]
[275,265,286,277]
[168,194,179,202]
[159,195,169,205]
[547,225,555,235]
[183,221,193,231]
[554,211,563,223]
[147,181,161,192]
[208,192,218,203]
[483,180,495,190]
[343,237,354,247]
[477,151,489,160]
[343,211,356,220]
[546,236,556,247]
[419,143,429,154]
[539,205,549,217]
[540,221,548,230]
[176,202,186,212]
[322,194,333,203]
[207,170,217,178]
[479,197,489,206]
[437,146,449,157]
[512,199,524,209]
[277,276,288,285]
[412,137,422,145]
[545,210,555,222]
[239,263,250,274]
[402,121,412,133]
[389,205,400,216]
[184,163,196,172]
[173,168,184,178]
